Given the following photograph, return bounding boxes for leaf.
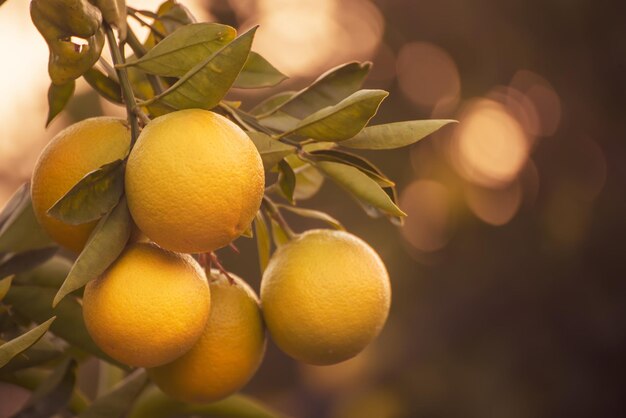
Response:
[46,81,75,127]
[0,274,13,301]
[83,68,123,104]
[313,161,406,218]
[0,247,58,279]
[277,160,296,203]
[13,256,73,289]
[122,23,236,77]
[53,198,131,307]
[285,89,388,141]
[141,27,257,110]
[0,184,53,253]
[128,385,281,418]
[269,218,290,247]
[249,91,296,116]
[290,162,324,201]
[3,285,122,366]
[276,205,345,231]
[47,159,125,225]
[0,317,55,368]
[234,51,287,89]
[339,119,457,149]
[308,149,394,187]
[79,370,148,418]
[94,0,127,39]
[247,131,296,170]
[13,358,77,418]
[254,212,270,273]
[0,333,65,374]
[257,61,371,119]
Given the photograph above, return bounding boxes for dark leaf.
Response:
[140,27,257,110]
[254,212,270,273]
[79,370,148,418]
[309,149,394,187]
[47,159,125,225]
[0,274,12,300]
[277,160,296,203]
[0,247,58,279]
[13,256,73,289]
[94,0,127,39]
[83,68,123,104]
[12,358,76,418]
[54,198,131,307]
[46,81,75,127]
[0,333,65,373]
[0,184,53,253]
[339,119,457,149]
[283,89,388,141]
[276,204,344,231]
[234,51,287,89]
[0,317,55,368]
[247,131,296,170]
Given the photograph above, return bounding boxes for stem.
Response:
[105,24,141,145]
[127,10,167,39]
[125,27,165,95]
[262,196,295,239]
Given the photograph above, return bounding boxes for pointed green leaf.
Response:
[0,317,55,368]
[257,61,371,119]
[83,67,123,104]
[53,198,131,307]
[0,184,53,253]
[276,205,344,231]
[339,119,457,149]
[269,218,290,247]
[122,23,236,76]
[309,149,394,187]
[234,51,287,88]
[141,27,257,110]
[13,358,77,418]
[247,131,295,170]
[0,274,12,301]
[254,212,270,273]
[46,81,75,127]
[277,160,296,203]
[3,285,122,366]
[285,89,388,141]
[47,159,125,225]
[290,162,324,201]
[249,91,296,116]
[0,333,65,374]
[0,247,58,279]
[313,161,406,217]
[79,370,148,418]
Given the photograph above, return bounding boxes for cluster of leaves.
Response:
[0,0,454,416]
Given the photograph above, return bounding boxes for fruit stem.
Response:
[262,196,296,240]
[104,23,142,146]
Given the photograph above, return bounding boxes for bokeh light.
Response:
[510,70,561,137]
[465,180,522,226]
[396,41,461,110]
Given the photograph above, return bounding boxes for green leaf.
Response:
[141,26,257,110]
[47,159,125,225]
[269,218,290,247]
[13,358,77,418]
[308,149,394,187]
[129,385,282,418]
[94,0,127,39]
[0,317,55,368]
[284,89,388,141]
[257,61,371,119]
[122,23,236,77]
[277,160,296,203]
[276,204,344,231]
[0,247,58,279]
[53,198,131,307]
[0,184,53,253]
[13,256,72,289]
[339,119,457,149]
[46,80,75,127]
[313,161,406,217]
[254,212,270,273]
[79,370,148,418]
[249,91,296,116]
[234,51,287,89]
[0,333,65,374]
[3,285,122,366]
[247,131,296,170]
[290,161,324,201]
[83,67,123,104]
[0,274,12,300]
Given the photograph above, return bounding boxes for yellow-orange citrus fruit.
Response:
[150,270,266,403]
[82,243,210,367]
[261,229,391,365]
[125,109,265,253]
[30,117,130,252]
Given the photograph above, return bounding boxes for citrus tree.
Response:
[0,1,454,416]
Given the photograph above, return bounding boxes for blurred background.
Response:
[1,0,625,417]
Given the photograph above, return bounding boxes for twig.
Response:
[124,27,165,96]
[209,253,235,285]
[262,196,295,239]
